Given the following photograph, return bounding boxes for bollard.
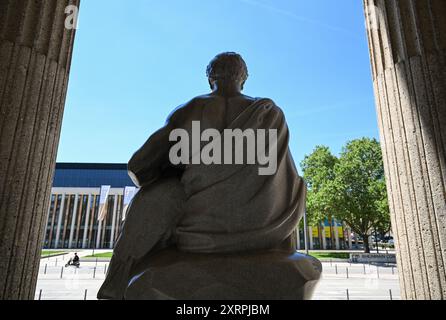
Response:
[55,258,58,267]
[346,267,349,279]
[392,267,394,275]
[335,265,338,275]
[104,264,107,274]
[38,289,42,300]
[377,266,380,279]
[363,264,366,275]
[84,289,88,300]
[60,267,64,279]
[389,289,393,300]
[346,289,350,301]
[93,267,96,279]
[44,264,47,275]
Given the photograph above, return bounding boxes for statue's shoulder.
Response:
[189,94,216,105]
[166,96,206,124]
[254,97,285,116]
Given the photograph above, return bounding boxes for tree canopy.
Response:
[300,146,338,226]
[301,138,390,253]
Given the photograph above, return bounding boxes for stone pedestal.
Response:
[125,249,322,300]
[364,0,446,299]
[0,0,79,299]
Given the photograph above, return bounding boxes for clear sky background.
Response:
[58,0,379,171]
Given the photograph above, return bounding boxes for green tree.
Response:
[328,138,389,253]
[372,182,391,246]
[300,146,338,246]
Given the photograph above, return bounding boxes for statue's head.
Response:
[206,52,249,90]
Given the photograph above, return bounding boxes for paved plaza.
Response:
[35,251,401,300]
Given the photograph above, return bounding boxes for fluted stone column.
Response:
[364,0,446,299]
[0,0,80,299]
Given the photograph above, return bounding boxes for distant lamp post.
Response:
[303,208,309,255]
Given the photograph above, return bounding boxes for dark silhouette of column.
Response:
[0,0,80,299]
[364,0,446,299]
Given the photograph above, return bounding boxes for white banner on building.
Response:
[98,185,111,222]
[122,186,137,221]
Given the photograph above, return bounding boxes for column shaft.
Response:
[68,194,79,248]
[334,221,340,250]
[110,195,118,249]
[42,196,53,249]
[364,0,446,299]
[54,193,65,248]
[96,220,102,249]
[308,227,314,250]
[82,195,92,249]
[321,226,327,250]
[0,0,79,299]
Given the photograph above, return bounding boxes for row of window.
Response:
[43,193,125,249]
[43,192,352,250]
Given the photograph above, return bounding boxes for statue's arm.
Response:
[127,100,196,187]
[127,121,175,188]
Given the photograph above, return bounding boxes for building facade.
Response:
[299,220,352,251]
[43,163,136,250]
[44,163,354,250]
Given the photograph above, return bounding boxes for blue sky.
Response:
[58,0,379,171]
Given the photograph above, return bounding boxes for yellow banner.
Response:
[338,226,344,238]
[325,227,331,238]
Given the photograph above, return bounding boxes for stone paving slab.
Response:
[35,255,401,300]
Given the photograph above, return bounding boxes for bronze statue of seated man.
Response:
[97,52,321,300]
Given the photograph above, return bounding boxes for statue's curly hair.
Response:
[206,52,249,86]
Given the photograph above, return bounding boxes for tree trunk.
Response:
[363,235,370,253]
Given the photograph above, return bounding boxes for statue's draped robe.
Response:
[98,98,306,299]
[176,98,306,253]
